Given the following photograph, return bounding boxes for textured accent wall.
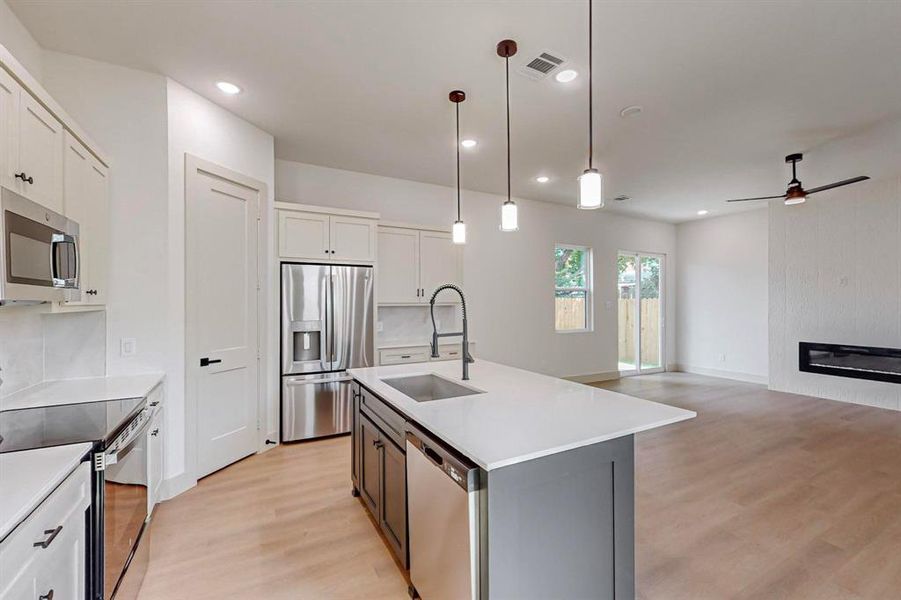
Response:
[769,176,901,411]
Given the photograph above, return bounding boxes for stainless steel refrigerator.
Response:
[281,263,374,442]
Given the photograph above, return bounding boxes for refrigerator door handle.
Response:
[321,270,332,371]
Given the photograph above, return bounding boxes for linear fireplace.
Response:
[799,342,901,384]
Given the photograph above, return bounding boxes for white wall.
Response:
[277,160,677,379]
[675,209,768,383]
[769,119,901,411]
[0,0,43,80]
[166,80,276,489]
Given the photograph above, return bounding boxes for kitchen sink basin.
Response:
[380,374,483,403]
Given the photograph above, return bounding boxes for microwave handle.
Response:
[50,232,78,289]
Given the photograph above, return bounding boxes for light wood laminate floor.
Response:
[138,373,901,599]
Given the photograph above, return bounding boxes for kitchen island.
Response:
[348,359,695,600]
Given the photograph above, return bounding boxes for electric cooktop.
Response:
[0,396,146,453]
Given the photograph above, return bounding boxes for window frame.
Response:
[554,243,594,334]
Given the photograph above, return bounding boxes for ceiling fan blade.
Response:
[725,194,786,203]
[805,176,870,195]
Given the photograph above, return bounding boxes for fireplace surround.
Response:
[799,342,901,384]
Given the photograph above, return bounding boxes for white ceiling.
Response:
[10,0,901,222]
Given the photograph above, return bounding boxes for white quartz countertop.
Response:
[349,360,695,471]
[0,442,93,541]
[1,373,164,412]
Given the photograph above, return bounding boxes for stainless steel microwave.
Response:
[1,187,80,305]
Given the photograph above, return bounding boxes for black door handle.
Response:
[199,357,222,367]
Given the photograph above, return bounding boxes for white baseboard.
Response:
[160,471,196,502]
[673,364,768,385]
[565,370,621,384]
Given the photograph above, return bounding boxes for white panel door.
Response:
[17,92,64,212]
[187,158,260,479]
[279,210,330,260]
[330,215,375,262]
[419,231,462,302]
[377,226,420,303]
[0,69,19,193]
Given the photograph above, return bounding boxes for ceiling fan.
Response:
[726,153,869,205]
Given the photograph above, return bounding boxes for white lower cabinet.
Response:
[148,397,164,513]
[0,462,91,600]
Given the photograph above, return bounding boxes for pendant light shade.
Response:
[449,90,467,244]
[578,168,603,209]
[578,0,604,210]
[497,39,519,232]
[501,200,518,232]
[452,220,467,243]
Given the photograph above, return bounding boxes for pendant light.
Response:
[449,90,467,244]
[497,39,519,232]
[578,0,604,210]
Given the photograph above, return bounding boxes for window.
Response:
[555,244,592,332]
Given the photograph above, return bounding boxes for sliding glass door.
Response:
[617,252,665,375]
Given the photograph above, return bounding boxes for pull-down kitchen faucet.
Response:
[429,284,475,380]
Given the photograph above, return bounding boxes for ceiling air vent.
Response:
[517,50,566,81]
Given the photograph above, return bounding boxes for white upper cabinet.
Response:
[16,92,64,213]
[0,68,19,193]
[63,132,109,306]
[419,231,462,301]
[377,226,420,304]
[377,225,462,304]
[278,205,377,263]
[331,215,376,262]
[279,210,330,260]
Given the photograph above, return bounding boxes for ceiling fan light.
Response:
[500,200,518,232]
[578,168,603,209]
[452,220,467,244]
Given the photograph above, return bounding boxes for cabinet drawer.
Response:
[430,342,476,362]
[379,347,430,365]
[0,461,91,592]
[358,386,406,448]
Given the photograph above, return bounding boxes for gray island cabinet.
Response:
[349,360,695,600]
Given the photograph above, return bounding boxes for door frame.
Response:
[617,250,666,377]
[184,154,268,483]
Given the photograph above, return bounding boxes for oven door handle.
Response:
[105,415,151,466]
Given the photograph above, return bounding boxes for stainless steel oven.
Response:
[1,187,80,305]
[100,404,156,599]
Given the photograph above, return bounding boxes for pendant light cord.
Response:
[456,101,461,220]
[506,55,511,202]
[588,0,593,169]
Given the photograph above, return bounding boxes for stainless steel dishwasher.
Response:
[406,426,482,600]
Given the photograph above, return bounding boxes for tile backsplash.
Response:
[0,306,106,398]
[378,305,460,346]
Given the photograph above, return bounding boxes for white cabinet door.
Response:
[0,69,19,193]
[419,231,462,302]
[148,407,164,513]
[377,227,420,304]
[330,215,376,262]
[32,520,85,600]
[63,132,109,305]
[279,210,330,260]
[17,92,64,212]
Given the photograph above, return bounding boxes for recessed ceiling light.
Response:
[216,81,241,95]
[535,176,550,183]
[697,209,709,216]
[554,69,578,83]
[620,105,643,118]
[461,139,477,148]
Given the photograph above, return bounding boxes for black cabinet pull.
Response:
[373,440,384,449]
[85,289,98,296]
[39,590,54,600]
[14,172,34,185]
[33,526,63,549]
[150,429,160,436]
[199,357,222,367]
[150,401,160,407]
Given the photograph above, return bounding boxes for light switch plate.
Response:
[121,338,137,357]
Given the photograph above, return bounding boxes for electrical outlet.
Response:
[121,338,137,357]
[719,353,726,362]
[377,321,384,332]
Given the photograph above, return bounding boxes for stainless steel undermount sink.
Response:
[380,374,483,403]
